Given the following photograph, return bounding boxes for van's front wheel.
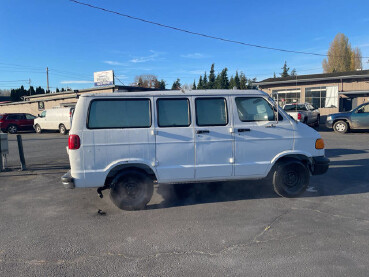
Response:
[110,170,154,210]
[272,160,310,197]
[59,124,67,135]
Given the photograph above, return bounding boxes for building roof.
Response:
[258,70,369,86]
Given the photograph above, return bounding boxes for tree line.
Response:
[10,86,70,102]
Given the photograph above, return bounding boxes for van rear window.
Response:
[88,99,151,129]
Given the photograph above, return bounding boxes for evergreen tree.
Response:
[229,76,236,89]
[216,68,229,89]
[192,80,197,90]
[197,75,203,89]
[280,61,290,77]
[171,78,181,90]
[61,88,65,92]
[290,68,297,76]
[239,72,248,90]
[28,86,35,96]
[56,88,60,92]
[273,72,277,78]
[208,63,216,89]
[203,72,208,89]
[159,80,166,90]
[234,71,240,89]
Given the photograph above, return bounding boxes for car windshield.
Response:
[284,104,307,111]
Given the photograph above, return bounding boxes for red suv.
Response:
[0,113,37,134]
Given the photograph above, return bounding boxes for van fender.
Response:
[103,158,158,181]
[267,150,313,173]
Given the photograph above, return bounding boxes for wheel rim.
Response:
[8,126,16,133]
[36,126,41,132]
[335,123,346,132]
[60,126,65,133]
[283,170,300,188]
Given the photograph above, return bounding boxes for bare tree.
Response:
[134,74,158,88]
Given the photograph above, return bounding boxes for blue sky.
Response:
[0,0,369,90]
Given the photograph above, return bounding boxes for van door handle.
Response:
[196,130,210,134]
[237,128,250,132]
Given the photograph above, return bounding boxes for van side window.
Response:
[88,99,151,129]
[235,97,275,122]
[157,98,191,127]
[195,98,228,126]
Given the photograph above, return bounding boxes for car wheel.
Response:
[7,125,18,134]
[314,116,320,127]
[110,169,154,210]
[59,124,67,135]
[35,124,42,134]
[333,120,348,134]
[272,159,310,198]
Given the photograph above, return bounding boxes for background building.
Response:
[258,70,369,118]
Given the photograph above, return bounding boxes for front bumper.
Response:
[61,170,75,189]
[311,156,329,175]
[325,120,333,129]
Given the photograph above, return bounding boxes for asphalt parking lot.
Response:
[0,128,369,276]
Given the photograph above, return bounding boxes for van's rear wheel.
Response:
[272,160,310,197]
[110,170,154,210]
[59,124,67,135]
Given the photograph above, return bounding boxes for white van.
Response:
[62,90,329,210]
[34,107,74,135]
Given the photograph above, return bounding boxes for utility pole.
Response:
[46,67,49,93]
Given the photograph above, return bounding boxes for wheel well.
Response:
[333,118,350,127]
[104,163,157,186]
[59,123,65,128]
[273,154,311,171]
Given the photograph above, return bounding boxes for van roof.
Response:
[81,89,268,98]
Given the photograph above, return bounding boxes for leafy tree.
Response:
[192,80,197,90]
[35,86,45,95]
[208,64,216,89]
[280,61,290,77]
[171,78,181,90]
[247,78,257,89]
[61,88,65,92]
[56,88,60,92]
[134,74,158,88]
[322,33,362,72]
[290,68,297,76]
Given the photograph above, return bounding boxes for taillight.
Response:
[297,113,302,120]
[68,135,80,149]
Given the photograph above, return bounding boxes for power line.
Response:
[68,0,369,59]
[114,74,125,86]
[0,79,29,83]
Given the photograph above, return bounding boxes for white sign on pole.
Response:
[94,70,115,86]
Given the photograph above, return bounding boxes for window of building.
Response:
[272,89,301,106]
[88,99,151,129]
[305,86,338,108]
[235,97,275,122]
[157,98,191,127]
[195,98,228,126]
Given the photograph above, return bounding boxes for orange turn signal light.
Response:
[315,138,325,149]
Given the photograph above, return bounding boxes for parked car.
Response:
[283,103,320,126]
[34,107,74,135]
[0,113,36,134]
[62,90,329,210]
[326,102,369,133]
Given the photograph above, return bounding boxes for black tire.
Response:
[110,170,154,210]
[7,125,18,134]
[272,160,310,198]
[59,124,67,135]
[314,115,320,127]
[35,124,42,134]
[303,117,308,124]
[333,120,349,134]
